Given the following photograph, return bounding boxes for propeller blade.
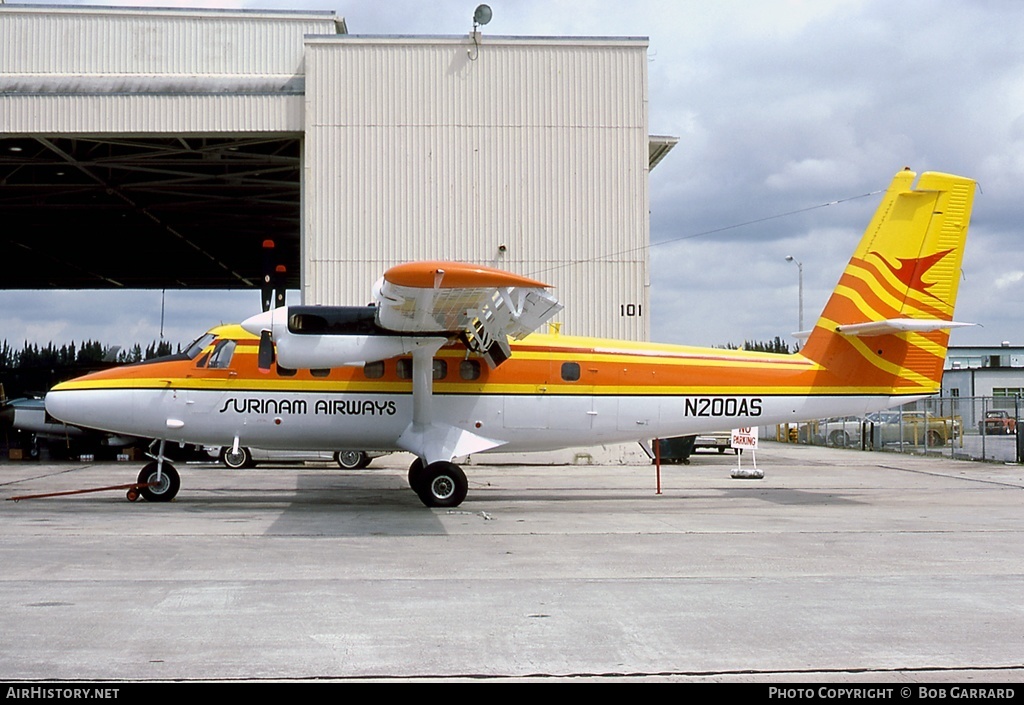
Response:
[258,330,275,372]
[261,239,276,312]
[273,264,287,309]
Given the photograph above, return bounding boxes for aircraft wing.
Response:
[374,261,563,367]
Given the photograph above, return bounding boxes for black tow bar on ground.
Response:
[8,482,156,503]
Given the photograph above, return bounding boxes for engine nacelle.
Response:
[274,333,442,369]
[241,306,447,369]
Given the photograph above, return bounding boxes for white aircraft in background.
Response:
[46,170,976,507]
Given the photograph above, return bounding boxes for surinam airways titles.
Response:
[218,397,398,416]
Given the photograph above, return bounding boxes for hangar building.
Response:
[0,4,675,341]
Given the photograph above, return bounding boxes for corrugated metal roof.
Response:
[1,4,342,87]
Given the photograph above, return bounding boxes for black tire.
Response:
[717,446,726,454]
[137,461,180,502]
[408,457,426,494]
[336,450,370,470]
[829,430,849,447]
[220,447,253,469]
[417,461,468,508]
[927,429,944,447]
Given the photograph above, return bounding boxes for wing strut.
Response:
[396,339,505,464]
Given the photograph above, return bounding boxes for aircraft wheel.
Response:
[137,461,180,503]
[407,458,426,494]
[336,450,370,470]
[220,447,253,469]
[417,461,468,508]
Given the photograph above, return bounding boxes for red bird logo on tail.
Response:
[868,248,954,301]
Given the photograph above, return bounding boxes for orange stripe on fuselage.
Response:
[54,330,929,398]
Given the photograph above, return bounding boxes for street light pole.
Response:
[785,255,804,332]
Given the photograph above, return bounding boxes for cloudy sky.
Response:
[3,0,1023,351]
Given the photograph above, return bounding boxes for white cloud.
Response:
[995,271,1024,291]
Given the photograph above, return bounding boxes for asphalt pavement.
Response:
[1,442,1022,682]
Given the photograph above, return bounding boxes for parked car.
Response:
[210,446,384,470]
[980,410,1017,435]
[863,411,958,447]
[818,417,864,447]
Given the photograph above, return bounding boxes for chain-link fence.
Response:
[770,396,1023,463]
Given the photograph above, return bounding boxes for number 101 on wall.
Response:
[619,303,643,317]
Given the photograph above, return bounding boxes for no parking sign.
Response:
[730,427,762,479]
[731,426,759,451]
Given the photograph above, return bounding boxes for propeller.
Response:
[258,330,275,371]
[260,239,276,313]
[257,239,287,372]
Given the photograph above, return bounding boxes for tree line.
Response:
[1,339,180,398]
[722,336,796,354]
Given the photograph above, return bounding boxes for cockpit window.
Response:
[207,340,237,369]
[184,333,216,360]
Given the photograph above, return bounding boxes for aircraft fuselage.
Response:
[45,326,917,455]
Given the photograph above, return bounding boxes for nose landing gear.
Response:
[136,461,180,502]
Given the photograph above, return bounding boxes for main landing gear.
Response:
[408,458,468,508]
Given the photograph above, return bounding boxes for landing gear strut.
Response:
[408,458,468,508]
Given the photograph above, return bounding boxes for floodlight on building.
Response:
[468,4,493,60]
[473,4,493,28]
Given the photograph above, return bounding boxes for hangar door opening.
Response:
[0,134,301,291]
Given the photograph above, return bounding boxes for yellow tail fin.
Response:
[801,169,976,396]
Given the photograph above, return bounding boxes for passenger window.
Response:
[561,362,581,382]
[394,359,447,380]
[363,361,385,379]
[207,340,237,369]
[460,360,481,381]
[195,351,211,369]
[310,368,331,378]
[276,365,297,377]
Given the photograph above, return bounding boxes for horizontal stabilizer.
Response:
[835,319,976,337]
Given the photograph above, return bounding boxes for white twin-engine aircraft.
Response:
[46,170,976,507]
